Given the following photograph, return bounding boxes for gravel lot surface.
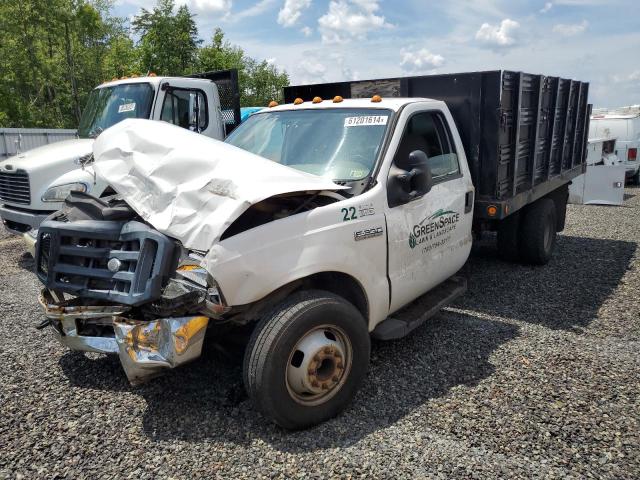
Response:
[1,187,639,479]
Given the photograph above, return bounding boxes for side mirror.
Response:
[387,150,433,208]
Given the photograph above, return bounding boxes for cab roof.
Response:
[265,97,442,113]
[96,76,207,89]
[591,113,640,120]
[592,105,640,120]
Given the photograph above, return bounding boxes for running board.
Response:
[372,276,467,341]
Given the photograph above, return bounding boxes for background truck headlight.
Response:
[41,183,88,202]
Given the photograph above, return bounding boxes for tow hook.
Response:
[35,319,52,330]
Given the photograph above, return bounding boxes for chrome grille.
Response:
[0,169,31,205]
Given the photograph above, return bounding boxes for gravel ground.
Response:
[1,187,639,479]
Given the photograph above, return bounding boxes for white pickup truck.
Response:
[35,71,590,429]
[0,70,241,251]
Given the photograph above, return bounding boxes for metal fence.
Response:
[0,128,77,159]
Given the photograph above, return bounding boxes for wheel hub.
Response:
[286,326,351,404]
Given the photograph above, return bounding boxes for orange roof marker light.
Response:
[312,96,323,104]
[371,95,382,103]
[268,101,279,108]
[293,98,304,105]
[333,95,344,103]
[487,205,498,217]
[148,72,157,77]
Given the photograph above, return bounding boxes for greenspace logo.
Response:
[409,209,460,249]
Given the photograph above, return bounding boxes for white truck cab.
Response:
[242,98,474,319]
[590,106,640,184]
[35,71,590,429]
[0,71,240,250]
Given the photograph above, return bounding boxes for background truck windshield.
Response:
[77,83,154,138]
[225,108,391,181]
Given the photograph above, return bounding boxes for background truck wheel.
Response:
[243,290,370,429]
[497,212,521,261]
[632,169,640,186]
[519,198,557,265]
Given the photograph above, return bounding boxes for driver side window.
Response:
[160,88,208,131]
[395,111,459,183]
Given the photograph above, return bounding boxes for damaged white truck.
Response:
[35,71,590,429]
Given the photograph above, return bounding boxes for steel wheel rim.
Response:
[285,324,353,406]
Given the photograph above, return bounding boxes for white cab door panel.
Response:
[384,105,474,314]
[153,78,224,140]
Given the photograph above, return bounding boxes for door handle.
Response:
[465,190,474,213]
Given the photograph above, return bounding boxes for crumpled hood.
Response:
[93,119,345,251]
[0,138,93,174]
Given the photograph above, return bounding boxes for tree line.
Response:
[0,0,290,128]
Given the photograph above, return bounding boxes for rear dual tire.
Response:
[243,290,370,429]
[496,198,557,265]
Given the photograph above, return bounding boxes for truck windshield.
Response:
[225,108,391,181]
[77,83,155,138]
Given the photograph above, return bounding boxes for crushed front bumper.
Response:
[39,290,209,384]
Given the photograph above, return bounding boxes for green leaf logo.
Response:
[409,233,417,249]
[428,209,457,220]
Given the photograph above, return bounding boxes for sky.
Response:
[113,0,640,108]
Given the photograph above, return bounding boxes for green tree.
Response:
[0,0,135,127]
[0,0,289,128]
[243,58,289,107]
[103,35,138,79]
[132,0,200,76]
[198,28,289,107]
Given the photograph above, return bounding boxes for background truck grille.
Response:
[0,169,31,204]
[36,220,175,306]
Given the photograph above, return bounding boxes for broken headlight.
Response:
[173,252,227,316]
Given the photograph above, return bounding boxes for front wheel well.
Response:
[298,272,369,323]
[225,272,370,326]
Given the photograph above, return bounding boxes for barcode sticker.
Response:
[118,103,136,113]
[344,116,388,127]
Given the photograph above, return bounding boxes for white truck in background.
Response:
[0,70,241,251]
[590,105,640,184]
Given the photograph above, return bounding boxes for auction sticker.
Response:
[344,115,388,127]
[118,103,136,113]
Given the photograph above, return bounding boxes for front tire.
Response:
[243,290,370,429]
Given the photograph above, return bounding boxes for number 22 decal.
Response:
[341,207,357,221]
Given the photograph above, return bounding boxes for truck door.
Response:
[385,106,474,313]
[155,79,224,140]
